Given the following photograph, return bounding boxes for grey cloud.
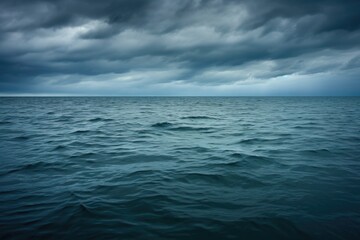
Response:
[0,0,359,95]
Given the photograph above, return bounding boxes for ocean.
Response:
[0,97,359,239]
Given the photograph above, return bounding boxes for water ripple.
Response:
[0,97,360,240]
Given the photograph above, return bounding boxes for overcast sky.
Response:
[0,0,359,96]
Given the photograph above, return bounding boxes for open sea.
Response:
[0,97,360,240]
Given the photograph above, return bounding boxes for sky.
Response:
[0,0,360,96]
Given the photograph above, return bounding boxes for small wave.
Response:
[221,217,312,240]
[229,153,273,166]
[0,121,12,125]
[181,116,217,120]
[237,138,281,144]
[293,125,323,130]
[71,130,91,134]
[151,122,212,132]
[151,122,173,127]
[6,161,67,174]
[180,172,223,183]
[113,154,176,165]
[49,202,101,221]
[211,161,241,167]
[55,115,72,122]
[89,117,113,122]
[299,148,332,156]
[170,126,212,131]
[12,135,30,141]
[53,145,67,151]
[343,136,360,141]
[230,153,247,159]
[78,203,95,215]
[125,169,161,178]
[175,146,210,153]
[177,172,266,188]
[69,152,96,159]
[71,130,103,135]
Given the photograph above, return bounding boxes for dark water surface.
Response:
[0,97,360,240]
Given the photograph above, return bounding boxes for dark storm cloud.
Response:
[0,0,359,95]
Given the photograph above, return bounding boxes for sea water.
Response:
[0,97,360,239]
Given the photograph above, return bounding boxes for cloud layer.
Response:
[1,0,360,95]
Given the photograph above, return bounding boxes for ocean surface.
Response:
[0,97,360,240]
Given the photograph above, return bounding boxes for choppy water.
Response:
[0,97,360,240]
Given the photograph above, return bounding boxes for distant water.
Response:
[1,97,360,240]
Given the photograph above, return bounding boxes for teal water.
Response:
[0,97,360,239]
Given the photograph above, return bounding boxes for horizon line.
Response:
[1,95,359,97]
